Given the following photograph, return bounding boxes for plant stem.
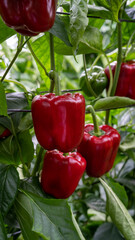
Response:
[50,33,55,71]
[32,147,45,176]
[86,105,100,136]
[110,14,122,96]
[104,11,123,124]
[1,37,30,82]
[105,110,110,125]
[49,33,55,93]
[49,33,60,95]
[27,40,48,77]
[103,53,113,97]
[104,54,113,124]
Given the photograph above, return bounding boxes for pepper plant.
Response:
[0,0,135,240]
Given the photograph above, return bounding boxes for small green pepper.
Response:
[80,66,108,97]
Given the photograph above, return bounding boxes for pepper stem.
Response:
[86,105,101,137]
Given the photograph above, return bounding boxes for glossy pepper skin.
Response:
[31,93,85,153]
[41,150,86,199]
[105,61,135,99]
[0,0,56,36]
[77,124,120,177]
[0,129,11,139]
[80,66,108,97]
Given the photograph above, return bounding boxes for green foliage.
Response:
[0,0,135,239]
[15,188,85,240]
[100,178,135,240]
[94,96,135,111]
[70,0,88,53]
[93,222,125,240]
[0,164,19,216]
[0,82,7,116]
[0,212,7,240]
[0,17,15,43]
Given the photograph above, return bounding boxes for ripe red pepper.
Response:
[41,150,86,198]
[0,0,56,36]
[31,93,85,153]
[77,124,120,177]
[0,128,11,139]
[105,61,135,99]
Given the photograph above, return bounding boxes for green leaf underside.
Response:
[15,191,85,240]
[100,178,135,240]
[70,0,88,52]
[93,222,125,240]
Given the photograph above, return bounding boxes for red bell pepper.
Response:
[105,61,135,99]
[0,0,56,36]
[41,150,86,198]
[0,128,11,139]
[31,93,85,153]
[77,124,120,177]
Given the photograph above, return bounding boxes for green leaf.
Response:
[117,108,135,126]
[20,177,48,198]
[0,131,34,165]
[62,2,70,12]
[17,130,34,164]
[31,35,63,89]
[0,212,7,240]
[18,113,33,132]
[78,26,103,54]
[49,15,72,47]
[116,178,135,193]
[16,191,85,240]
[94,0,111,9]
[0,136,15,164]
[107,179,128,207]
[70,0,88,52]
[0,164,19,216]
[0,82,7,116]
[93,222,124,240]
[15,194,39,240]
[94,96,135,111]
[120,134,135,152]
[6,92,28,111]
[100,178,135,240]
[0,17,16,44]
[54,26,103,55]
[31,36,50,89]
[88,5,113,20]
[94,0,122,21]
[125,7,135,20]
[85,194,106,213]
[117,159,135,178]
